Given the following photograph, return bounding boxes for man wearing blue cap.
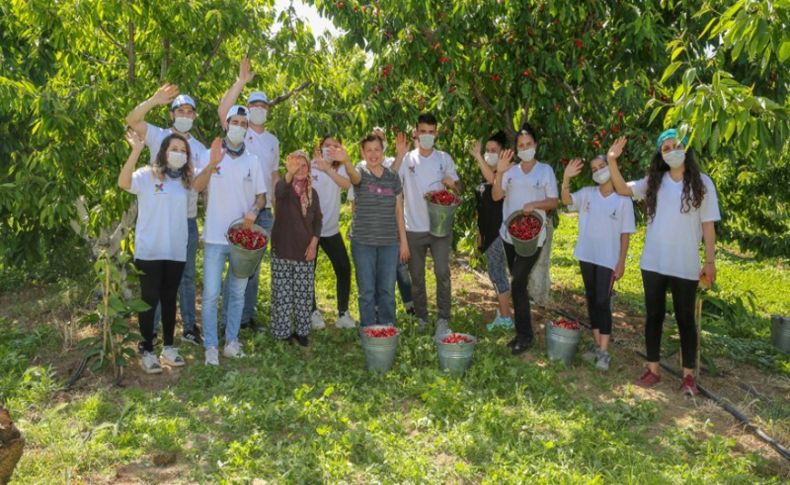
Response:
[218,59,281,332]
[126,84,208,347]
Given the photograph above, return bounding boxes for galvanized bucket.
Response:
[225,218,267,279]
[426,195,460,238]
[770,315,790,353]
[506,211,544,257]
[360,326,400,372]
[436,333,477,375]
[545,322,581,366]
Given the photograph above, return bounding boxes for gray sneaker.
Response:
[595,351,611,371]
[204,347,219,366]
[416,318,429,332]
[581,344,600,363]
[140,351,163,374]
[223,340,246,358]
[160,346,185,367]
[434,319,452,340]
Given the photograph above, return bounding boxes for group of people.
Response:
[119,60,719,396]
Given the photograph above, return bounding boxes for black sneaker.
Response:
[181,330,203,346]
[292,333,309,347]
[511,337,534,355]
[506,337,518,349]
[405,306,416,316]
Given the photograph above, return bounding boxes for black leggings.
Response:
[642,270,699,369]
[580,261,614,335]
[312,232,351,316]
[504,243,542,341]
[135,259,185,352]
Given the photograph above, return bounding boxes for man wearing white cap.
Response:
[218,58,280,332]
[193,105,266,366]
[126,84,207,346]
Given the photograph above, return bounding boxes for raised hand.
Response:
[607,136,627,161]
[499,149,514,166]
[238,58,255,84]
[286,154,304,175]
[469,139,482,159]
[395,131,408,158]
[332,144,350,163]
[125,129,145,153]
[151,83,179,106]
[209,138,225,165]
[496,149,514,173]
[563,158,584,180]
[314,152,331,172]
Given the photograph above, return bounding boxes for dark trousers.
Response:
[312,232,351,316]
[504,243,542,340]
[642,270,699,369]
[134,259,186,352]
[579,261,614,335]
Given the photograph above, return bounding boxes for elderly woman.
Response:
[270,151,323,346]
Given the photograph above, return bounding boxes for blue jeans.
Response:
[153,217,198,334]
[352,241,398,327]
[203,243,248,348]
[222,209,273,326]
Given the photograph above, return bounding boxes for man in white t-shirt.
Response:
[193,105,267,366]
[217,58,281,332]
[391,113,461,339]
[126,85,207,346]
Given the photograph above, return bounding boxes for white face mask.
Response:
[248,107,268,125]
[662,149,686,168]
[517,147,536,162]
[173,117,193,133]
[166,151,188,170]
[592,167,611,185]
[226,125,247,145]
[418,134,435,150]
[321,147,333,161]
[484,152,499,167]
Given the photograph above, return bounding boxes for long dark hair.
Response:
[644,147,706,223]
[154,133,193,189]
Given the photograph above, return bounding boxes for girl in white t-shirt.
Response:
[492,123,559,355]
[561,155,635,371]
[118,130,193,374]
[607,131,720,396]
[309,135,356,330]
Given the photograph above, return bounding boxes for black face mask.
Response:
[222,138,245,157]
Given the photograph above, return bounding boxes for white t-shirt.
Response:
[570,186,636,270]
[311,163,348,237]
[498,161,559,246]
[200,151,267,245]
[144,123,207,218]
[127,167,189,262]
[245,129,280,209]
[398,149,459,232]
[628,173,720,280]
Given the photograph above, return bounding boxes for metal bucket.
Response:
[226,219,267,279]
[426,197,460,238]
[360,326,400,372]
[545,322,581,366]
[506,211,544,257]
[771,315,790,353]
[436,333,477,375]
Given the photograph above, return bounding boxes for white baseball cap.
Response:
[247,91,269,104]
[226,105,248,121]
[170,94,196,110]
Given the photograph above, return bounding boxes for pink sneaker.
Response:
[635,370,661,388]
[680,374,700,396]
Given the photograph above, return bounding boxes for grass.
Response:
[2,211,788,483]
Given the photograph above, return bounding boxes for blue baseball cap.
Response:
[656,128,689,150]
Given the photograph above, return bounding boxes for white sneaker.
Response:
[160,346,185,367]
[335,311,357,329]
[311,310,326,330]
[204,347,219,366]
[223,340,245,358]
[434,319,452,340]
[140,351,163,374]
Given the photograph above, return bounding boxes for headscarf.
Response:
[289,150,312,217]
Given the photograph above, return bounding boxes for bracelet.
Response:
[704,261,715,265]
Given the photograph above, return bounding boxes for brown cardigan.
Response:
[271,179,322,262]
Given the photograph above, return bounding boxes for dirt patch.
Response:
[114,455,194,484]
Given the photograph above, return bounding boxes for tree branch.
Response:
[97,23,124,51]
[269,81,312,106]
[469,77,516,141]
[160,37,170,83]
[126,20,136,85]
[193,32,225,88]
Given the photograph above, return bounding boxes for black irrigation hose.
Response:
[63,354,92,391]
[549,307,790,463]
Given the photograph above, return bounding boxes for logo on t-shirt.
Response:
[367,184,394,196]
[154,183,165,193]
[609,209,618,220]
[214,166,222,176]
[408,164,416,174]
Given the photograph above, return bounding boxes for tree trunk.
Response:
[0,408,24,485]
[528,216,553,305]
